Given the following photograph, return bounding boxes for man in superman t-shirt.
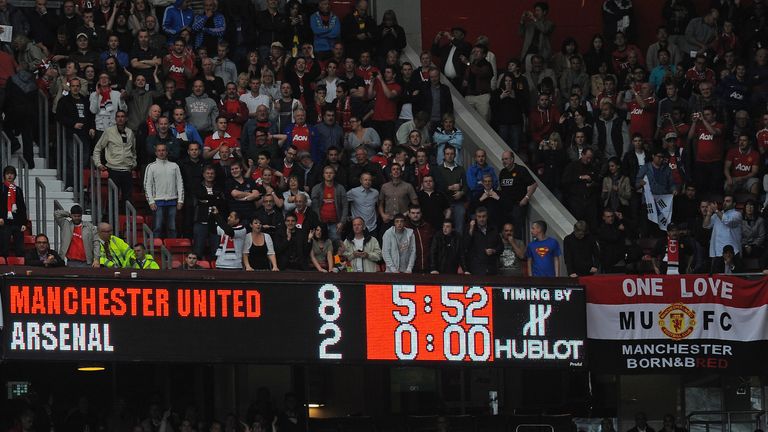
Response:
[525,220,561,277]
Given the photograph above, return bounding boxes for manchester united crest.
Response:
[658,303,696,340]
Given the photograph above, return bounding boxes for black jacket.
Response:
[56,94,94,131]
[25,249,65,268]
[193,181,226,224]
[0,184,27,226]
[430,38,471,86]
[464,225,502,275]
[415,81,453,119]
[274,228,308,270]
[430,231,464,274]
[563,233,600,276]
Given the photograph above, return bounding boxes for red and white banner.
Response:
[582,275,768,372]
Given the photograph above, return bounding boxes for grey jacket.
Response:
[519,17,554,60]
[54,210,100,264]
[382,226,415,273]
[185,93,219,133]
[310,182,349,224]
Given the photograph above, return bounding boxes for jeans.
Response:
[154,204,177,238]
[497,124,522,152]
[193,222,219,261]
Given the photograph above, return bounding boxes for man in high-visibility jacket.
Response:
[129,244,160,269]
[97,222,135,268]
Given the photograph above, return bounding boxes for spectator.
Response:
[464,207,502,275]
[379,163,418,230]
[592,100,630,160]
[54,205,100,268]
[603,0,635,40]
[439,145,469,233]
[688,107,724,198]
[430,26,471,89]
[382,213,415,273]
[240,77,271,118]
[491,74,526,152]
[564,220,600,276]
[536,131,568,198]
[703,195,742,271]
[469,173,502,230]
[129,244,160,269]
[162,0,194,44]
[162,38,196,92]
[309,0,341,58]
[186,79,219,135]
[498,222,526,276]
[100,34,130,68]
[345,115,381,157]
[243,218,279,271]
[70,33,99,69]
[623,81,657,145]
[192,165,226,261]
[519,2,554,66]
[144,143,184,238]
[311,165,348,240]
[713,244,740,273]
[192,0,225,54]
[741,200,765,259]
[342,217,382,273]
[523,55,558,105]
[682,9,718,56]
[396,111,431,147]
[196,57,225,100]
[347,171,379,234]
[405,204,433,273]
[274,213,308,271]
[309,224,334,272]
[125,72,162,133]
[433,113,464,165]
[649,49,675,91]
[657,83,688,127]
[637,148,674,203]
[213,41,238,86]
[499,151,537,236]
[559,56,590,104]
[93,110,137,209]
[466,149,498,193]
[429,219,463,274]
[562,147,600,230]
[24,234,65,268]
[226,160,262,225]
[90,73,126,139]
[651,223,694,274]
[611,31,644,75]
[56,77,95,190]
[182,252,203,269]
[204,116,239,160]
[597,209,627,273]
[155,79,185,117]
[291,192,319,232]
[96,222,135,268]
[462,44,493,121]
[212,206,247,270]
[254,193,284,236]
[646,26,682,71]
[147,116,182,162]
[417,174,449,230]
[348,146,385,189]
[529,93,559,158]
[525,220,561,277]
[601,157,632,212]
[724,134,760,197]
[367,65,401,142]
[416,67,453,128]
[170,106,203,150]
[341,0,376,60]
[315,108,344,158]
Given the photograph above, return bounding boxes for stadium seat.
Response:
[172,260,182,269]
[197,260,211,269]
[0,257,7,265]
[24,235,35,250]
[164,238,192,253]
[7,257,25,265]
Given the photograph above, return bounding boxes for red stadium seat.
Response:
[164,238,192,253]
[172,260,182,269]
[24,235,35,250]
[7,257,25,265]
[0,257,6,265]
[198,260,211,269]
[153,238,164,248]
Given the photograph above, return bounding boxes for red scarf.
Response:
[336,96,352,132]
[99,86,111,106]
[175,122,186,133]
[666,238,679,274]
[4,181,16,219]
[146,117,157,136]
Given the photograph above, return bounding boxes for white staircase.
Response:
[10,146,91,246]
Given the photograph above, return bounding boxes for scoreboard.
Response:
[1,277,585,367]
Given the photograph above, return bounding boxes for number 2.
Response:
[319,323,341,359]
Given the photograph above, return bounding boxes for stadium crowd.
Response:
[0,0,765,275]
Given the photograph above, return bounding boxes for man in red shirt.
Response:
[684,54,716,95]
[688,107,724,198]
[204,116,239,160]
[54,204,100,267]
[355,50,379,86]
[367,65,401,142]
[310,165,348,240]
[162,38,196,91]
[626,82,657,144]
[529,93,559,150]
[218,83,248,140]
[724,133,760,196]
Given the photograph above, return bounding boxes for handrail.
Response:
[17,156,30,213]
[125,201,137,247]
[34,177,47,235]
[72,134,85,205]
[687,410,764,432]
[56,122,64,182]
[160,244,172,269]
[38,90,49,160]
[53,200,63,251]
[107,178,119,237]
[142,223,154,256]
[90,159,102,222]
[0,130,11,168]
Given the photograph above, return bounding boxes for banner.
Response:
[582,275,768,373]
[643,176,673,231]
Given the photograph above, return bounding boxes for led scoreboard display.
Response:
[1,277,585,367]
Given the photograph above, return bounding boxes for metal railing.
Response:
[107,179,119,238]
[0,130,11,167]
[90,159,103,222]
[125,201,137,247]
[72,135,85,205]
[160,244,172,269]
[142,224,154,256]
[16,155,30,211]
[57,125,86,202]
[37,91,49,160]
[34,177,47,235]
[687,410,764,432]
[56,123,64,182]
[52,200,63,251]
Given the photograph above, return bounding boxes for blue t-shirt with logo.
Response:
[525,237,561,277]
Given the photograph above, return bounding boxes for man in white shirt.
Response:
[239,77,272,118]
[143,143,184,238]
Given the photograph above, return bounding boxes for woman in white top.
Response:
[345,116,382,156]
[281,175,312,214]
[242,218,279,271]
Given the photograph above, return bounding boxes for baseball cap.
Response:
[70,205,83,215]
[76,32,89,40]
[664,132,677,141]
[270,41,284,49]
